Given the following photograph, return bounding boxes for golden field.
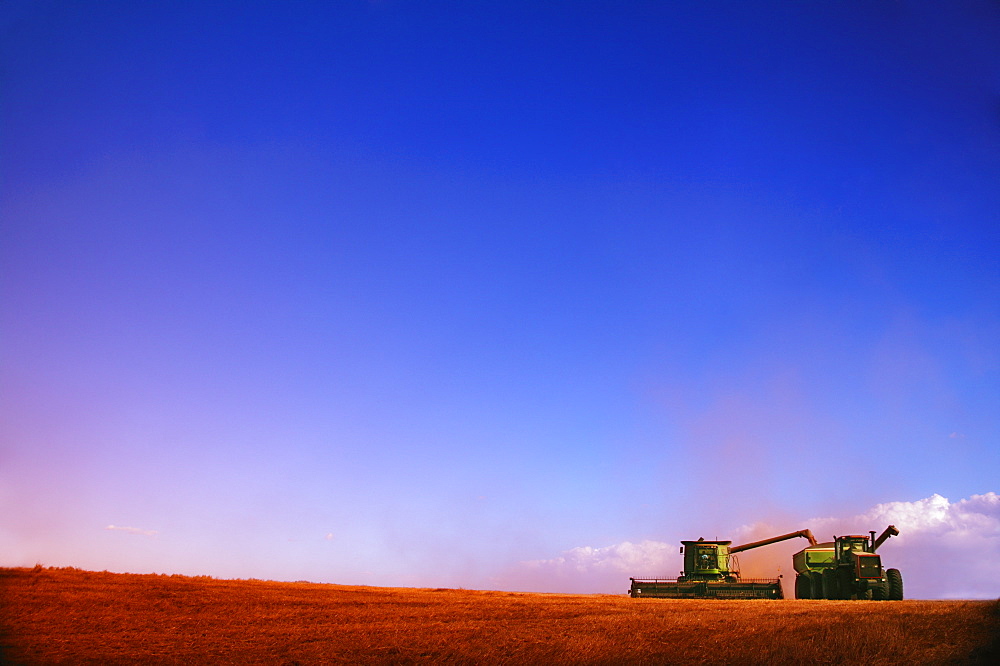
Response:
[1,567,996,664]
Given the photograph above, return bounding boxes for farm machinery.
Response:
[629,529,817,599]
[792,525,902,600]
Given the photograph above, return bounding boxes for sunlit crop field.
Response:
[1,567,996,664]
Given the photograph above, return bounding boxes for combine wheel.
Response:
[794,575,812,599]
[887,568,903,600]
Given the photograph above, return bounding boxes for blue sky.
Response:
[2,1,999,596]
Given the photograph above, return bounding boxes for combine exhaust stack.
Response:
[630,530,815,600]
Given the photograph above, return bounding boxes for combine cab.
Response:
[793,525,902,600]
[630,530,816,600]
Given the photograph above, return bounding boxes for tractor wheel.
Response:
[872,579,889,600]
[795,575,812,599]
[887,568,903,600]
[821,570,837,600]
[838,567,857,600]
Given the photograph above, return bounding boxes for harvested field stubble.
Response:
[0,567,997,664]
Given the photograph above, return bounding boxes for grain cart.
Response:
[629,529,816,599]
[792,525,902,600]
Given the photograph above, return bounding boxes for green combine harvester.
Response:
[629,529,817,599]
[792,525,902,600]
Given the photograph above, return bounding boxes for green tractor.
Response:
[792,525,902,600]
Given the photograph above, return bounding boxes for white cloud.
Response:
[529,540,676,575]
[105,524,158,537]
[501,493,1000,598]
[860,492,998,534]
[499,540,680,594]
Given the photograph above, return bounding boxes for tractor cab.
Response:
[678,540,732,581]
[836,535,883,581]
[835,535,870,561]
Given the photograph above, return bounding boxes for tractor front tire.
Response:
[872,579,889,600]
[795,574,812,599]
[887,568,903,600]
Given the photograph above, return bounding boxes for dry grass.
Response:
[1,567,996,664]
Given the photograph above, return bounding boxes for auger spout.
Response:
[872,525,898,552]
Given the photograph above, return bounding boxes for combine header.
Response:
[629,529,816,599]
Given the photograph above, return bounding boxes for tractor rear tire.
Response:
[821,569,839,599]
[887,568,903,600]
[795,574,812,599]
